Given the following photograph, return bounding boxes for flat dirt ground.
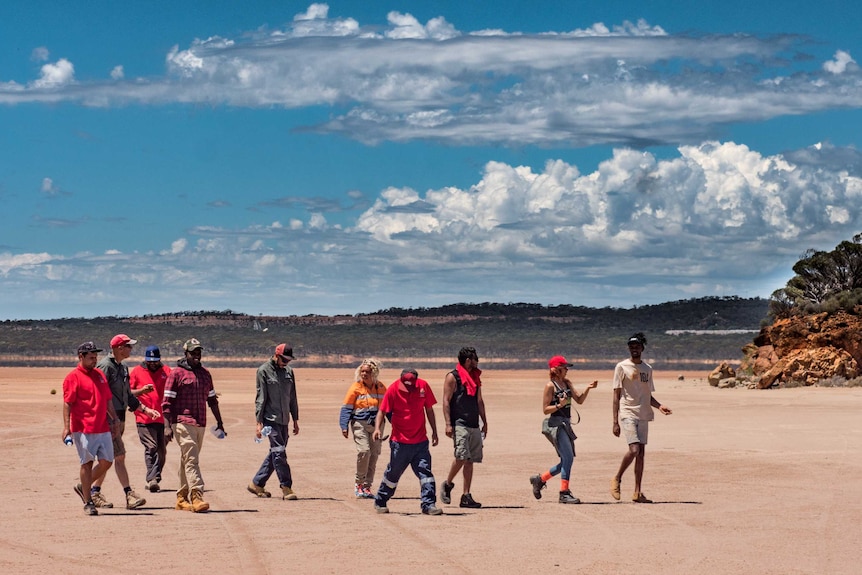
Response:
[2,366,861,575]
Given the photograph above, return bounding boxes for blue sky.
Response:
[1,0,861,319]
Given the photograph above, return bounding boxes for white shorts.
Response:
[621,418,649,445]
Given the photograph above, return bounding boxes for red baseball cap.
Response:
[110,334,137,348]
[400,368,418,384]
[275,343,295,360]
[548,355,574,369]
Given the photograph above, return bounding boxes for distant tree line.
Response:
[0,297,768,369]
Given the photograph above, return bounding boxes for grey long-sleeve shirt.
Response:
[255,358,298,425]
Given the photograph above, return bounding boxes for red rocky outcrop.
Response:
[740,310,862,388]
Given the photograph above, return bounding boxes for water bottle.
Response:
[255,425,272,443]
[210,425,226,439]
[64,434,73,446]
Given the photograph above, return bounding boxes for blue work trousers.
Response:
[375,439,436,511]
[252,423,293,488]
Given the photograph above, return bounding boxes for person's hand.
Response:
[659,405,672,415]
[431,432,439,447]
[292,421,300,436]
[147,407,160,419]
[445,424,453,438]
[164,424,174,443]
[612,422,620,437]
[141,383,155,393]
[61,426,71,442]
[372,429,381,441]
[481,423,488,439]
[588,380,598,389]
[341,429,349,438]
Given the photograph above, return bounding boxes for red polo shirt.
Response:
[379,377,437,444]
[63,365,111,433]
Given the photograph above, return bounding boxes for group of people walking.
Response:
[61,333,671,517]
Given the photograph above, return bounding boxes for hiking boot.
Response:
[374,502,389,514]
[248,483,272,498]
[74,483,86,504]
[610,477,621,501]
[147,479,160,493]
[91,491,113,508]
[190,489,210,513]
[125,489,146,510]
[422,505,443,515]
[559,490,580,504]
[84,501,98,516]
[281,486,298,500]
[175,489,192,511]
[632,492,653,503]
[459,493,482,509]
[530,475,546,500]
[440,480,454,504]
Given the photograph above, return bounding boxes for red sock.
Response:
[560,479,570,492]
[541,471,552,482]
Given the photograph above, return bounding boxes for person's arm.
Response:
[442,371,456,437]
[290,372,299,436]
[542,382,561,415]
[207,381,226,435]
[162,374,176,442]
[62,402,72,442]
[253,367,267,437]
[651,395,672,415]
[612,388,622,436]
[476,386,488,438]
[339,401,354,438]
[425,405,438,446]
[573,380,598,405]
[372,408,386,441]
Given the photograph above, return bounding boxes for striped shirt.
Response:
[339,380,387,430]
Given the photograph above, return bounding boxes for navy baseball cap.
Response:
[144,345,161,362]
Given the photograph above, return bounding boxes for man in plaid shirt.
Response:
[163,338,225,513]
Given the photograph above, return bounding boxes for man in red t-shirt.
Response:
[62,342,121,516]
[130,345,171,492]
[372,368,443,515]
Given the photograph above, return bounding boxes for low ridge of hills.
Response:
[0,296,768,369]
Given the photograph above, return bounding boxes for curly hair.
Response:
[355,358,382,383]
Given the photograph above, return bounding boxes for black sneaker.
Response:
[559,490,580,504]
[459,493,482,509]
[530,475,546,500]
[84,501,98,516]
[440,481,454,504]
[422,505,443,515]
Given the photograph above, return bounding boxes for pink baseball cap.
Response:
[110,334,137,348]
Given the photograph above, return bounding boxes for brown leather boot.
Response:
[175,489,192,511]
[190,489,210,513]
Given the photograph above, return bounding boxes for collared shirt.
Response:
[255,358,298,425]
[130,362,170,424]
[379,378,437,444]
[163,359,217,427]
[339,379,387,429]
[97,355,140,422]
[63,365,112,433]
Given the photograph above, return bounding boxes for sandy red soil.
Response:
[1,366,860,574]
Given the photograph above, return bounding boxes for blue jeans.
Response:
[252,423,293,488]
[375,439,437,511]
[548,429,575,481]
